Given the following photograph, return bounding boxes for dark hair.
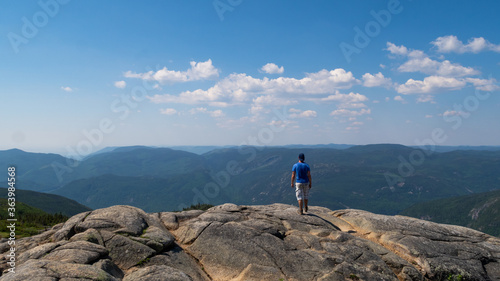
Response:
[299,153,305,161]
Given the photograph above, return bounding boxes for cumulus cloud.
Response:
[464,77,500,91]
[320,91,368,109]
[362,72,393,88]
[288,108,317,118]
[396,76,467,94]
[160,108,177,115]
[125,59,219,84]
[394,96,407,103]
[398,57,479,77]
[261,63,284,74]
[148,68,360,106]
[330,108,371,117]
[386,42,425,58]
[432,35,500,53]
[397,76,499,94]
[386,42,480,78]
[443,110,469,117]
[61,86,73,92]
[386,42,408,56]
[417,95,435,103]
[189,107,225,118]
[114,81,126,89]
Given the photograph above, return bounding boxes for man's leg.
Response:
[304,199,308,212]
[298,199,303,214]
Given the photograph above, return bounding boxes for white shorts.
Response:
[295,182,310,200]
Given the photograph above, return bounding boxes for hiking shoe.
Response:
[297,209,303,215]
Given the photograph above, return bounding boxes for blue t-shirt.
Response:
[292,162,310,183]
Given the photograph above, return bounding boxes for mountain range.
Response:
[1,144,499,218]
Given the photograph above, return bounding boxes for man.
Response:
[291,153,311,215]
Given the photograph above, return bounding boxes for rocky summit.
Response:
[1,204,499,281]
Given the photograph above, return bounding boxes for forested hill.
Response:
[400,189,500,237]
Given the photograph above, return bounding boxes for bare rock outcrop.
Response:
[0,204,499,280]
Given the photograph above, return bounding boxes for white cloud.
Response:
[149,68,360,107]
[394,96,407,103]
[379,64,386,69]
[289,109,317,119]
[398,57,479,77]
[397,76,499,94]
[386,42,408,56]
[209,109,225,118]
[189,107,225,118]
[261,63,284,74]
[362,72,393,88]
[114,81,126,89]
[160,108,177,115]
[386,42,480,78]
[330,108,371,117]
[253,95,298,107]
[443,110,468,117]
[386,42,425,58]
[425,115,433,118]
[417,95,435,103]
[61,86,73,92]
[321,91,367,103]
[396,76,467,94]
[432,35,500,53]
[125,59,219,84]
[465,78,500,91]
[320,91,368,109]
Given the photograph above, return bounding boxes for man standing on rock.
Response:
[291,153,311,215]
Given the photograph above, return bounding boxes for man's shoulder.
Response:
[297,162,310,168]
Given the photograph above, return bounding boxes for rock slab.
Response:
[0,204,499,280]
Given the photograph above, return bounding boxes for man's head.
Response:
[298,153,305,161]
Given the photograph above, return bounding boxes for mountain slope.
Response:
[54,173,221,212]
[0,187,91,216]
[0,198,69,238]
[400,189,500,236]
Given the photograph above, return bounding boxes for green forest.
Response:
[0,198,68,238]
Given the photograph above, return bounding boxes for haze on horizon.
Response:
[2,1,500,157]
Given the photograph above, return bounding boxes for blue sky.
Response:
[1,0,500,156]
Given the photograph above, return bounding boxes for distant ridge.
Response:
[410,145,500,152]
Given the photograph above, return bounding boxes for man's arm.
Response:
[291,171,296,187]
[307,171,312,188]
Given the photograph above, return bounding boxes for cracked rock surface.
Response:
[0,204,499,280]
